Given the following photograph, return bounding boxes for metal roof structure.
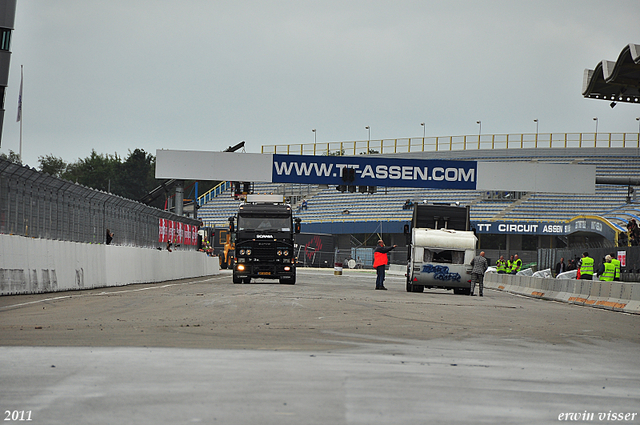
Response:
[582,43,640,106]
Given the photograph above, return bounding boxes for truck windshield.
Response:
[237,216,291,232]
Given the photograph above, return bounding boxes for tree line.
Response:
[1,149,217,211]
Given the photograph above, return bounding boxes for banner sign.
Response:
[272,154,477,190]
[156,150,594,193]
[159,219,168,243]
[473,221,566,235]
[159,220,198,245]
[472,217,618,239]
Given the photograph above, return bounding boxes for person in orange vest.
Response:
[373,239,397,290]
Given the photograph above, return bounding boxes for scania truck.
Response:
[231,194,300,284]
[405,204,477,295]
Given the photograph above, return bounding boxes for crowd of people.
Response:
[554,251,622,281]
[494,254,523,275]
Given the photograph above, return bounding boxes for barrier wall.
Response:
[484,272,640,315]
[0,234,219,295]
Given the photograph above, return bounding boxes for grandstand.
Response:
[197,144,639,251]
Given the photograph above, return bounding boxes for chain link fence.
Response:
[538,246,640,280]
[0,158,200,248]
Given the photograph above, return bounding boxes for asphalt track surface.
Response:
[1,268,639,424]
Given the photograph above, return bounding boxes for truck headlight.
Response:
[277,250,282,256]
[246,249,251,255]
[237,264,245,271]
[239,249,245,255]
[283,250,289,256]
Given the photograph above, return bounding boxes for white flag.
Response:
[16,66,22,122]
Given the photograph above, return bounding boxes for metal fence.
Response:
[262,132,640,156]
[0,158,200,248]
[538,246,640,278]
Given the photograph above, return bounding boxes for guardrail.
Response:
[261,132,640,156]
[198,181,231,206]
[485,272,640,314]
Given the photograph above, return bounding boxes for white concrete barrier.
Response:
[388,264,406,275]
[484,272,640,314]
[0,234,219,295]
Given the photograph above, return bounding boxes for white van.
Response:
[406,227,477,295]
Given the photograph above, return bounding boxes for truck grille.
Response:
[253,243,275,258]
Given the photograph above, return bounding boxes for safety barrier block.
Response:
[622,283,640,314]
[550,278,570,303]
[568,279,591,306]
[595,282,627,311]
[589,281,609,309]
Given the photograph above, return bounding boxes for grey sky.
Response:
[1,0,639,168]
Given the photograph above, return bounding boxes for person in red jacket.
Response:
[373,239,397,290]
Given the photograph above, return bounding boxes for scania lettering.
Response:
[232,194,301,285]
[405,204,478,295]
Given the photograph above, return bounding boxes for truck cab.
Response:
[232,195,300,284]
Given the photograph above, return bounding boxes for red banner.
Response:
[178,222,185,245]
[167,220,175,243]
[159,218,168,243]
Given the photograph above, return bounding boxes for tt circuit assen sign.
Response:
[471,217,619,240]
[271,154,476,189]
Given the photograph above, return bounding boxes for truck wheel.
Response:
[412,285,424,293]
[406,281,413,292]
[243,278,251,284]
[280,277,296,285]
[232,274,242,284]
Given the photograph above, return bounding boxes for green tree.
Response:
[62,150,120,192]
[0,150,22,164]
[38,154,68,177]
[116,149,157,201]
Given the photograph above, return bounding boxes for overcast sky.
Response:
[1,0,639,168]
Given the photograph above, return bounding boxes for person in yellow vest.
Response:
[373,239,397,290]
[598,255,616,281]
[510,254,522,274]
[609,252,621,281]
[507,255,514,273]
[496,255,507,274]
[579,252,594,280]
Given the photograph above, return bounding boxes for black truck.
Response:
[231,195,300,284]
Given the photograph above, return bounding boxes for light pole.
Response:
[312,128,316,144]
[593,117,598,142]
[476,121,481,146]
[421,122,425,138]
[365,126,370,141]
[534,119,539,145]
